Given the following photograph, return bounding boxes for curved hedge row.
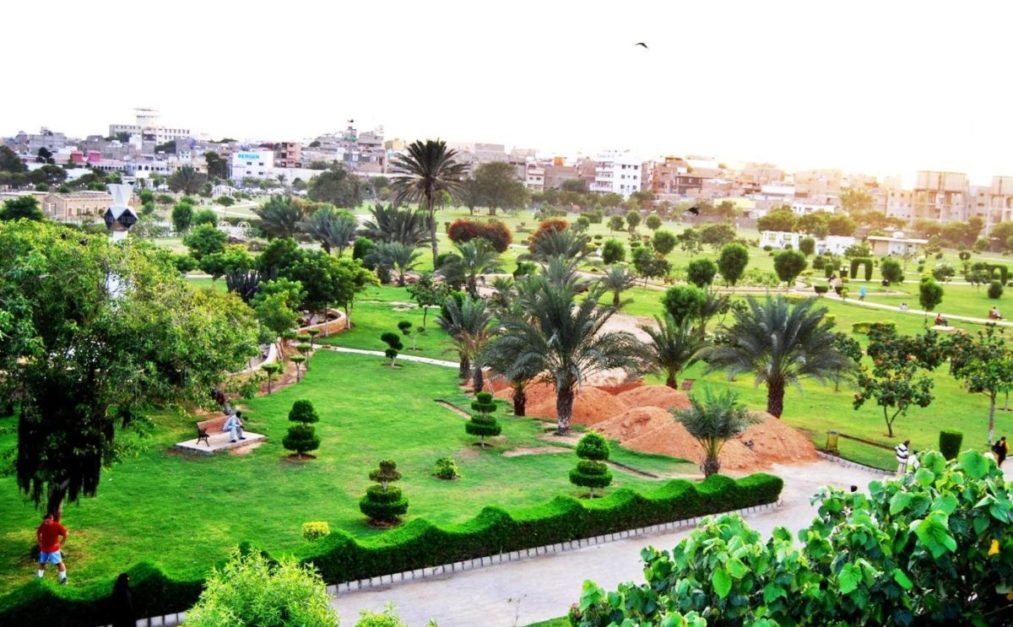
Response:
[0,473,782,626]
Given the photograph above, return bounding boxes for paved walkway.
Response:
[818,290,1013,327]
[321,345,459,368]
[331,460,885,627]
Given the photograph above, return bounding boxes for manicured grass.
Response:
[0,350,695,590]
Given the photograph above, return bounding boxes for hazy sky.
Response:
[6,1,1013,183]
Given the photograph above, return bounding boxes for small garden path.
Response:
[320,345,460,368]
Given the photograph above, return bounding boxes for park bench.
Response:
[175,414,265,455]
[195,415,229,447]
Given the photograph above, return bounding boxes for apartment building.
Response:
[590,151,642,198]
[793,169,842,204]
[542,164,581,190]
[109,108,191,145]
[649,156,689,195]
[230,150,275,180]
[524,162,545,192]
[274,142,302,168]
[912,171,969,223]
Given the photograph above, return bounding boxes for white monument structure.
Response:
[103,184,138,242]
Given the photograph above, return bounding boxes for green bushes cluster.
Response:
[0,474,783,625]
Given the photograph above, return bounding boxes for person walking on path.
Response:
[36,513,68,584]
[992,436,1008,468]
[895,439,911,475]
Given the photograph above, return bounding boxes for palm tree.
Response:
[367,242,420,287]
[457,239,502,298]
[528,228,589,262]
[253,196,304,239]
[490,281,646,434]
[599,265,638,308]
[361,203,431,246]
[699,295,851,417]
[641,314,705,389]
[301,206,358,255]
[391,139,467,268]
[674,389,758,476]
[437,296,495,389]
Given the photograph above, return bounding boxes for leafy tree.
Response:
[798,236,815,256]
[0,145,26,172]
[607,215,626,233]
[283,400,321,458]
[676,228,702,254]
[471,161,528,215]
[446,219,513,252]
[36,147,55,164]
[359,461,408,524]
[406,272,448,328]
[0,195,44,221]
[625,210,641,232]
[773,249,807,287]
[854,337,936,438]
[796,211,830,238]
[261,362,281,394]
[652,229,677,255]
[599,264,638,308]
[645,214,662,230]
[945,325,1013,444]
[1,222,259,515]
[828,213,858,236]
[717,243,749,287]
[301,206,358,255]
[167,166,208,195]
[601,238,625,264]
[183,223,227,260]
[661,285,707,326]
[204,151,228,180]
[988,280,1004,299]
[361,203,431,246]
[631,246,671,284]
[466,392,501,446]
[640,314,704,389]
[254,195,305,240]
[701,295,850,417]
[699,223,736,249]
[881,258,904,284]
[252,278,305,339]
[330,257,378,327]
[391,139,466,268]
[756,205,796,232]
[840,187,874,214]
[307,163,363,207]
[186,550,337,627]
[919,277,944,313]
[489,280,645,434]
[436,295,494,389]
[569,432,612,497]
[570,451,1011,626]
[675,389,757,476]
[171,201,194,233]
[686,258,717,288]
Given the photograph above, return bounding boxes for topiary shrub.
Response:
[569,432,613,498]
[359,461,409,525]
[283,400,321,459]
[355,603,408,627]
[261,362,281,394]
[988,280,1004,299]
[813,285,829,295]
[938,430,963,460]
[380,331,403,366]
[465,392,502,447]
[302,521,331,541]
[433,457,460,480]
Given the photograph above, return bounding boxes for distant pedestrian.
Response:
[899,303,909,312]
[859,286,867,301]
[36,513,68,584]
[895,439,911,475]
[992,436,1008,468]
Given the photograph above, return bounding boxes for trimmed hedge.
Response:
[0,473,782,625]
[939,430,963,460]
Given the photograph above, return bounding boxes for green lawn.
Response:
[0,350,695,590]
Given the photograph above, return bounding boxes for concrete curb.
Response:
[816,451,893,476]
[121,501,782,626]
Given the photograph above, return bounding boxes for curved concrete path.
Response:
[331,460,885,627]
[818,290,1013,327]
[321,345,459,368]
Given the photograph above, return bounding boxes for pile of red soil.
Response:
[616,385,693,411]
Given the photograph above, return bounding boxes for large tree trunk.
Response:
[556,383,575,435]
[702,456,721,477]
[47,480,70,520]
[458,354,470,380]
[512,381,526,416]
[613,291,621,308]
[472,363,484,393]
[767,378,785,418]
[428,199,439,271]
[665,371,677,389]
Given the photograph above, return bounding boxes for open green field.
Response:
[0,350,695,590]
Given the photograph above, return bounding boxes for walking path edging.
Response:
[325,499,783,596]
[816,451,893,476]
[321,345,460,368]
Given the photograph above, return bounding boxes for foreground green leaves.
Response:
[570,450,1011,626]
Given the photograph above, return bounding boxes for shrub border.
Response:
[0,473,783,626]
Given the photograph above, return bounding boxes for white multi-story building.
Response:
[591,150,641,198]
[791,202,836,216]
[524,161,545,192]
[759,230,855,255]
[109,108,191,145]
[230,150,275,181]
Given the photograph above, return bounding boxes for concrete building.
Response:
[649,157,689,195]
[868,232,928,256]
[591,151,642,198]
[543,164,582,190]
[759,230,855,255]
[109,108,191,145]
[793,169,842,204]
[274,142,302,168]
[912,171,969,223]
[230,150,275,181]
[524,162,545,192]
[791,201,836,216]
[41,191,116,221]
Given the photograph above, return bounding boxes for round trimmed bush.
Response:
[365,484,403,503]
[288,400,319,424]
[939,430,963,460]
[282,424,320,458]
[570,432,613,497]
[358,495,409,522]
[360,461,408,524]
[576,432,610,461]
[988,280,1004,299]
[466,392,501,446]
[433,457,460,480]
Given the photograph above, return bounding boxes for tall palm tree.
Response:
[490,282,646,434]
[674,388,758,476]
[483,333,541,417]
[599,264,638,308]
[699,295,851,417]
[456,239,502,298]
[367,242,420,287]
[527,228,589,262]
[641,314,705,389]
[391,139,467,268]
[253,196,304,239]
[437,296,495,389]
[301,206,358,256]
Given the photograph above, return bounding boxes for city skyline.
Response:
[7,1,1013,184]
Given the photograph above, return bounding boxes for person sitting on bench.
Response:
[934,313,947,326]
[223,411,246,443]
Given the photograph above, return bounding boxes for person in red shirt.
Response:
[36,513,68,584]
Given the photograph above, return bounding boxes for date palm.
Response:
[360,203,431,246]
[699,295,850,417]
[599,264,638,308]
[391,139,467,268]
[366,242,420,287]
[491,281,646,434]
[437,295,495,389]
[641,313,705,389]
[300,206,358,256]
[674,388,758,476]
[456,239,502,298]
[254,196,304,240]
[528,228,589,262]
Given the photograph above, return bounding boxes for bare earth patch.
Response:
[501,446,570,458]
[229,441,264,456]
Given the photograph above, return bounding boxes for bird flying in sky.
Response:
[634,42,648,49]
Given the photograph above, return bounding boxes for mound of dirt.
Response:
[738,412,819,465]
[497,382,630,426]
[616,385,693,411]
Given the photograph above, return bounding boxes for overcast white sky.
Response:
[5,1,1013,183]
